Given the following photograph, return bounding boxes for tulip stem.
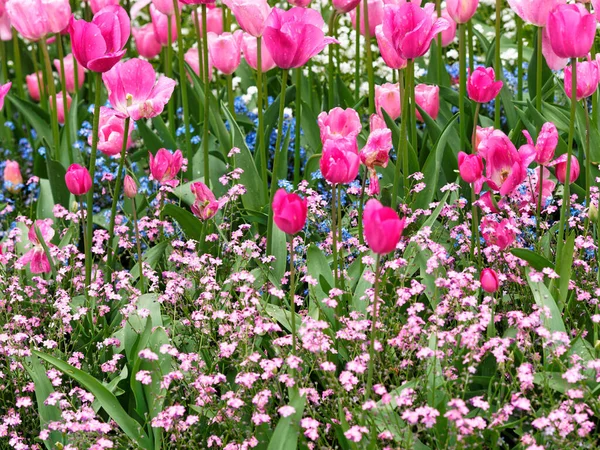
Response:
[354,4,361,105]
[79,200,88,269]
[201,4,211,188]
[266,69,289,257]
[467,21,474,74]
[227,74,235,117]
[536,164,544,240]
[363,0,375,115]
[34,225,57,281]
[436,0,443,81]
[391,62,412,210]
[11,30,24,99]
[328,11,337,109]
[257,37,268,197]
[173,0,193,179]
[516,17,523,102]
[331,183,339,288]
[39,37,60,159]
[193,10,205,81]
[166,17,176,138]
[56,33,73,165]
[294,68,302,187]
[337,186,346,293]
[288,235,297,356]
[364,254,381,403]
[132,195,145,295]
[85,73,102,292]
[536,26,543,111]
[358,171,367,246]
[494,0,501,128]
[458,23,467,151]
[471,102,481,267]
[556,58,577,281]
[584,99,592,234]
[105,116,131,276]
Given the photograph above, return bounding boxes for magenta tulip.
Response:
[458,151,484,186]
[223,0,271,37]
[272,188,308,235]
[69,5,130,73]
[288,0,311,6]
[350,0,384,37]
[320,139,360,185]
[552,154,581,184]
[89,106,135,156]
[375,24,407,70]
[363,199,405,255]
[542,25,568,71]
[439,9,457,47]
[507,0,564,27]
[133,24,162,59]
[65,163,92,196]
[480,217,517,250]
[480,269,499,293]
[179,0,216,4]
[263,7,337,70]
[547,4,596,59]
[375,83,401,120]
[207,31,243,75]
[317,107,362,144]
[240,33,276,72]
[102,58,176,121]
[3,160,23,194]
[333,0,361,14]
[522,122,558,166]
[191,182,220,221]
[89,0,120,14]
[446,0,479,24]
[479,130,528,196]
[467,66,503,103]
[53,54,85,93]
[360,127,392,169]
[149,148,183,183]
[18,220,55,274]
[414,84,440,121]
[0,81,10,111]
[564,58,600,101]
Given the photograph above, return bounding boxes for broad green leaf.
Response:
[527,270,565,334]
[510,248,554,272]
[266,389,306,450]
[161,204,203,241]
[8,94,53,147]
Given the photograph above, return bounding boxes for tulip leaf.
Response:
[7,94,53,148]
[510,248,554,272]
[160,204,203,241]
[266,389,306,450]
[152,115,177,151]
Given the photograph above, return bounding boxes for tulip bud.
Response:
[553,154,580,184]
[480,268,499,293]
[363,199,406,255]
[124,175,138,198]
[458,151,483,184]
[272,188,308,235]
[191,182,220,221]
[467,67,503,103]
[65,163,92,196]
[3,160,23,194]
[414,84,440,121]
[589,204,598,222]
[375,83,401,120]
[319,139,360,185]
[26,72,43,102]
[446,0,479,24]
[149,149,183,184]
[547,4,596,59]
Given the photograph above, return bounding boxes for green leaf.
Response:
[33,350,153,449]
[130,241,169,281]
[137,120,165,154]
[7,94,53,147]
[36,179,55,220]
[527,270,565,334]
[47,159,70,209]
[152,115,177,151]
[306,244,336,326]
[510,248,554,272]
[556,232,575,306]
[301,101,322,155]
[161,204,203,241]
[267,389,306,450]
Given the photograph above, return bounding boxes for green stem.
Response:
[494,0,501,128]
[358,171,367,246]
[459,24,467,151]
[328,11,337,109]
[201,5,210,187]
[166,16,175,138]
[332,183,339,287]
[436,0,443,81]
[294,68,302,187]
[105,116,131,273]
[40,37,60,159]
[257,36,267,197]
[193,10,205,81]
[584,99,592,234]
[85,73,102,290]
[536,26,543,111]
[12,29,25,99]
[363,0,375,115]
[354,4,361,105]
[337,185,346,293]
[536,163,544,240]
[391,62,412,209]
[467,21,474,73]
[35,225,57,280]
[132,196,145,295]
[516,17,523,102]
[227,74,235,116]
[471,102,481,266]
[288,236,297,355]
[56,33,73,164]
[364,254,381,403]
[174,0,193,178]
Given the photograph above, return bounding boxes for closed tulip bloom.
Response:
[18,220,55,274]
[240,33,276,72]
[69,5,130,73]
[446,0,478,23]
[363,199,406,254]
[263,7,338,69]
[547,4,595,59]
[191,8,223,34]
[381,2,448,60]
[89,0,120,14]
[480,268,499,293]
[49,91,72,125]
[191,182,221,220]
[0,81,10,111]
[439,9,457,47]
[179,0,216,4]
[360,127,392,169]
[414,84,439,121]
[208,31,243,75]
[133,24,162,59]
[320,139,360,185]
[150,4,177,46]
[458,151,483,186]
[467,66,503,103]
[542,25,568,71]
[564,58,600,101]
[272,188,308,235]
[184,48,214,81]
[507,0,563,27]
[522,122,558,166]
[350,0,384,37]
[3,160,23,194]
[0,0,11,41]
[375,24,407,70]
[375,83,401,120]
[5,0,51,40]
[480,216,517,250]
[333,0,361,14]
[552,154,580,184]
[288,0,311,6]
[124,174,137,198]
[26,72,42,102]
[65,163,92,196]
[370,113,387,131]
[317,107,362,144]
[89,106,135,156]
[53,54,85,93]
[149,148,183,183]
[223,0,271,37]
[42,0,71,33]
[479,130,527,196]
[103,58,177,121]
[152,0,178,15]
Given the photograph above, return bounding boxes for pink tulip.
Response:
[65,163,92,195]
[288,0,311,6]
[320,139,360,185]
[191,8,223,34]
[458,151,483,187]
[26,72,42,102]
[381,2,448,60]
[5,0,50,40]
[480,216,517,250]
[0,0,11,41]
[507,0,564,27]
[272,188,308,235]
[124,174,137,198]
[207,31,243,75]
[102,58,176,121]
[49,91,72,125]
[474,125,494,152]
[263,7,337,69]
[360,127,392,169]
[350,0,384,37]
[363,199,405,255]
[375,83,400,120]
[528,167,556,207]
[370,113,387,131]
[223,0,271,37]
[152,0,179,15]
[439,9,457,47]
[89,106,135,156]
[479,130,527,196]
[564,58,600,101]
[184,48,213,81]
[467,66,503,103]
[191,182,220,221]
[317,107,362,144]
[149,148,183,183]
[333,0,361,14]
[53,54,85,93]
[547,4,596,59]
[375,24,407,70]
[542,25,568,71]
[414,84,439,121]
[552,154,580,184]
[18,220,55,274]
[150,4,177,46]
[133,24,162,59]
[480,268,499,293]
[446,0,478,24]
[3,160,23,193]
[89,0,120,14]
[240,33,276,72]
[69,5,130,73]
[594,0,600,20]
[478,191,500,214]
[179,0,216,4]
[0,81,9,111]
[522,122,558,166]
